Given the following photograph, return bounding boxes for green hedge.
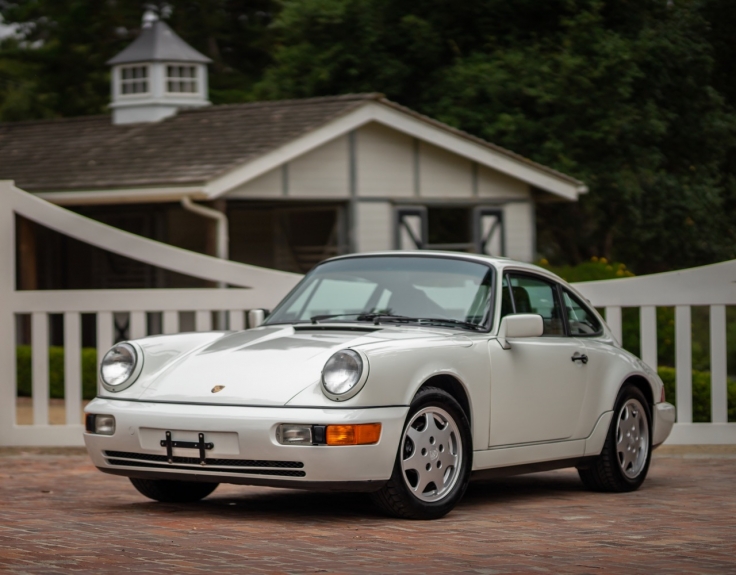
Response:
[658,366,736,422]
[16,346,98,400]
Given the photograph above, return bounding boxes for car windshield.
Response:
[265,256,494,330]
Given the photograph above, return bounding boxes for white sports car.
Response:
[84,252,675,519]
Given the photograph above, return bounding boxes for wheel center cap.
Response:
[429,449,439,461]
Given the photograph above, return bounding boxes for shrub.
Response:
[16,346,98,400]
[657,366,736,423]
[537,257,634,282]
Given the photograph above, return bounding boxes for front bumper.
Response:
[84,398,408,490]
[652,401,676,447]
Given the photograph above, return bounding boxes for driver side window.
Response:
[502,273,565,336]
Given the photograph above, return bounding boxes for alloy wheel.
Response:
[400,406,462,502]
[615,398,650,479]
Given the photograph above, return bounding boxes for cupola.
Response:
[107,14,212,125]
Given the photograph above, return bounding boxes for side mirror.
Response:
[497,314,543,350]
[248,309,267,328]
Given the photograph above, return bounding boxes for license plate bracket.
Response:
[160,431,214,465]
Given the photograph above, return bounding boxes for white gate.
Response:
[0,181,301,446]
[574,262,736,444]
[2,180,735,446]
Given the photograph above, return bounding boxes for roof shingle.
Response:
[0,94,376,191]
[0,93,584,193]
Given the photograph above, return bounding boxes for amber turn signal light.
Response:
[326,423,382,445]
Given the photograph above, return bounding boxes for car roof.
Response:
[323,250,560,280]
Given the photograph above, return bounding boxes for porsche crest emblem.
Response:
[211,385,226,393]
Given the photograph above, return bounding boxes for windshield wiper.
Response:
[310,312,407,324]
[309,313,483,331]
[369,315,484,331]
[414,318,485,331]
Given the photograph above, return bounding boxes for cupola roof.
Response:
[107,19,211,66]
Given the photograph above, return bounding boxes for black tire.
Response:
[577,385,652,492]
[372,387,472,520]
[129,477,219,503]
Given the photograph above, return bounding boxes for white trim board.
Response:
[34,186,206,206]
[3,181,301,292]
[207,101,587,201]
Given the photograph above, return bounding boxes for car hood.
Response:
[132,324,451,406]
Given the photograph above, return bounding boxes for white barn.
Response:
[0,17,586,293]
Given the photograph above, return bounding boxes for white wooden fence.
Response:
[0,181,301,446]
[1,181,734,446]
[575,262,736,444]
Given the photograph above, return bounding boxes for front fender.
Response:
[286,337,491,448]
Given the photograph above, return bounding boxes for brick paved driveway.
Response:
[1,448,734,574]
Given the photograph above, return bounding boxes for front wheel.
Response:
[372,387,472,520]
[577,385,652,492]
[129,477,219,503]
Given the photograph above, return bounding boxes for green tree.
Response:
[0,0,278,120]
[257,0,736,274]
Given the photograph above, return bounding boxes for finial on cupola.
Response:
[107,10,212,125]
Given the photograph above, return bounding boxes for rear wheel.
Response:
[372,387,472,520]
[129,477,219,503]
[578,385,652,492]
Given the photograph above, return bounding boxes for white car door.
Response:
[488,272,588,447]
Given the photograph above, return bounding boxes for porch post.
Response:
[348,130,358,253]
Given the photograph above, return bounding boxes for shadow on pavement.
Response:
[100,469,597,521]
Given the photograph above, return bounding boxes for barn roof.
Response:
[0,93,585,196]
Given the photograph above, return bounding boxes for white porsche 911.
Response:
[84,252,675,519]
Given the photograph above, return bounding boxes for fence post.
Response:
[31,312,49,425]
[605,306,622,344]
[229,310,245,331]
[675,305,693,424]
[640,306,658,371]
[163,311,179,334]
[710,305,728,424]
[196,310,212,332]
[0,183,16,444]
[97,312,114,397]
[64,312,82,426]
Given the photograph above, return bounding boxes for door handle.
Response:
[571,352,588,364]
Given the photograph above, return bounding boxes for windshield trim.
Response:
[263,253,497,333]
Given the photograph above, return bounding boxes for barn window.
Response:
[119,66,149,95]
[394,206,504,255]
[166,65,198,94]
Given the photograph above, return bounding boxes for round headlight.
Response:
[100,343,139,390]
[322,349,363,397]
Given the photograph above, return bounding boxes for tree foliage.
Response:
[256,0,736,273]
[0,0,277,119]
[1,0,736,273]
